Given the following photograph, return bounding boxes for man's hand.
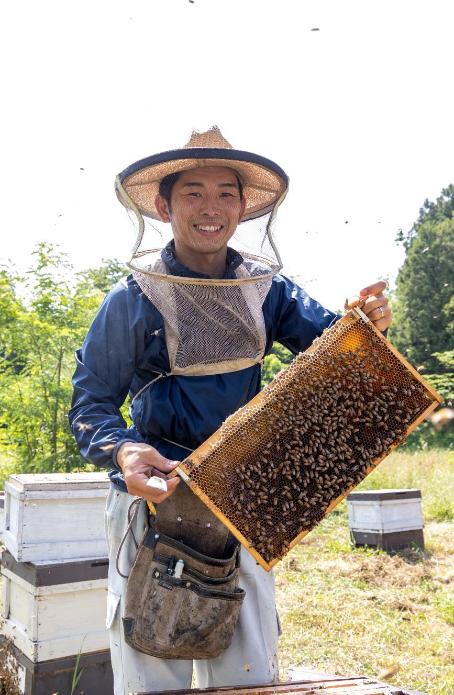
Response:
[345,280,392,332]
[116,442,180,503]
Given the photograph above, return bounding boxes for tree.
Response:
[0,268,28,375]
[391,185,454,373]
[391,186,454,448]
[262,343,293,386]
[0,244,126,476]
[80,258,127,293]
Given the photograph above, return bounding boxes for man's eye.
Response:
[221,192,235,197]
[187,192,201,197]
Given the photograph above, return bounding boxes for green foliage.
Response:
[425,352,454,410]
[390,185,454,373]
[262,343,293,386]
[432,349,454,372]
[425,373,454,402]
[0,243,126,477]
[396,184,454,248]
[80,258,128,294]
[0,268,28,376]
[390,185,454,451]
[403,365,453,451]
[403,419,453,452]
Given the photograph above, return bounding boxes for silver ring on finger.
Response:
[379,306,385,318]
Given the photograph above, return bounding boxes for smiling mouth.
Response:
[194,224,224,234]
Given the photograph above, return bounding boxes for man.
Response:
[70,127,391,695]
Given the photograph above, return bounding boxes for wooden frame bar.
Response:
[132,676,410,695]
[174,311,442,571]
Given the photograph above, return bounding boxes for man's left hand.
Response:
[346,280,392,332]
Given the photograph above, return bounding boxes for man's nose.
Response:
[200,196,221,216]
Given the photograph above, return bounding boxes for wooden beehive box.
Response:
[175,309,441,570]
[0,549,109,662]
[0,637,113,695]
[3,473,109,562]
[347,489,424,550]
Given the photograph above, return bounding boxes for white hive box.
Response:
[3,473,110,562]
[0,549,109,662]
[347,489,424,550]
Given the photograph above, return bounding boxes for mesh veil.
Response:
[124,212,283,376]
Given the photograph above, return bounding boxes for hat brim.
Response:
[116,148,289,222]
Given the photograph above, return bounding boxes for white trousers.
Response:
[105,486,280,695]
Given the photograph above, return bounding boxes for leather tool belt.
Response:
[118,483,245,659]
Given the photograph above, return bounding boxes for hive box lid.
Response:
[5,472,110,495]
[347,489,421,502]
[0,548,108,586]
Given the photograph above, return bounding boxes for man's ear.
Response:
[155,195,171,222]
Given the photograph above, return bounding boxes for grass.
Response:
[276,450,454,695]
[70,642,85,694]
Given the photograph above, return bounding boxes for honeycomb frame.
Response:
[174,309,442,571]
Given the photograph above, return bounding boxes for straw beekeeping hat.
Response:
[115,126,289,222]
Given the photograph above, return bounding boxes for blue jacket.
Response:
[69,245,339,492]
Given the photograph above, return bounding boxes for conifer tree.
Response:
[391,185,454,376]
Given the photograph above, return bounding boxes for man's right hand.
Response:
[116,442,181,503]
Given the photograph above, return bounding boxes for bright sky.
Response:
[1,0,453,311]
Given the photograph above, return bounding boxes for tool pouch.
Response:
[121,507,245,659]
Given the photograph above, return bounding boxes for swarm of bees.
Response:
[182,312,440,568]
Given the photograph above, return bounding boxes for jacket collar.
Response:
[161,240,244,279]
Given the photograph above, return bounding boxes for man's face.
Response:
[155,166,246,256]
